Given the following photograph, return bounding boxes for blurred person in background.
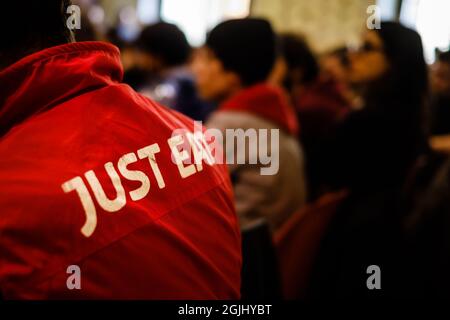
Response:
[0,1,241,299]
[129,22,213,122]
[105,27,147,88]
[193,18,307,232]
[271,34,351,200]
[325,21,430,193]
[194,18,305,300]
[430,50,450,135]
[308,22,432,298]
[320,47,359,109]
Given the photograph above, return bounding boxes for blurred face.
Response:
[191,47,241,102]
[321,54,349,84]
[431,61,450,96]
[133,50,164,73]
[348,31,389,85]
[120,47,139,72]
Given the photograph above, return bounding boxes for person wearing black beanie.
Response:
[194,18,307,235]
[194,18,307,300]
[193,18,280,102]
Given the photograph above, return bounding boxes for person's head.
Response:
[0,1,73,69]
[349,22,430,167]
[270,33,319,90]
[348,21,428,104]
[192,18,277,102]
[431,50,450,97]
[321,47,351,84]
[135,22,191,73]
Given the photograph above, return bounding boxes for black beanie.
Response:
[136,22,191,67]
[206,18,277,86]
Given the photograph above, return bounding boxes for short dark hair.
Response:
[136,22,191,67]
[206,18,277,86]
[279,33,319,84]
[0,1,72,67]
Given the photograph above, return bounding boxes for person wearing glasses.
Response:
[308,22,431,298]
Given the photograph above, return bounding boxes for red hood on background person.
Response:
[0,42,123,137]
[218,83,299,136]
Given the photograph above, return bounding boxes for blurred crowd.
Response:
[81,15,450,298]
[2,0,450,300]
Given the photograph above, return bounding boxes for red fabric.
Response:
[0,42,241,299]
[219,83,299,136]
[274,191,347,299]
[294,76,350,137]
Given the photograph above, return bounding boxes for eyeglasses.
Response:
[357,41,384,53]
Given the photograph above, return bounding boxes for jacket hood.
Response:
[218,83,299,135]
[0,41,123,137]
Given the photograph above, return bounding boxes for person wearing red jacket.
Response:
[0,2,241,299]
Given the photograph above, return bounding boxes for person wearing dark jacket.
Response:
[308,22,431,298]
[129,22,214,122]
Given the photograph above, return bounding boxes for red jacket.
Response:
[0,42,241,299]
[294,76,350,139]
[219,83,299,136]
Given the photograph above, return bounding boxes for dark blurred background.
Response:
[74,0,449,62]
